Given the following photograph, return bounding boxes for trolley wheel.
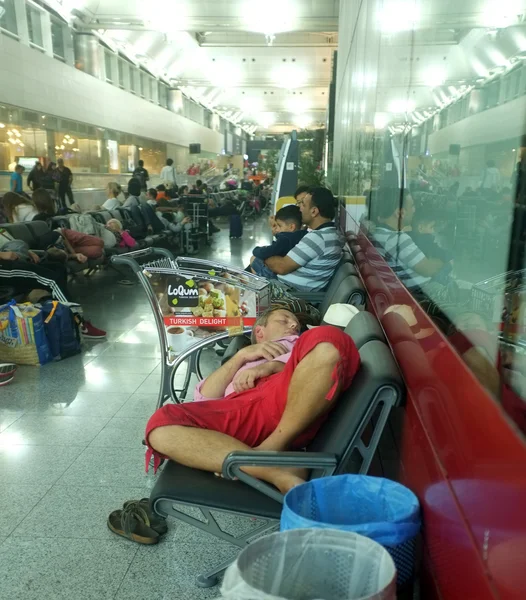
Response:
[196,575,219,588]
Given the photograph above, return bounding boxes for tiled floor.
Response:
[0,218,272,599]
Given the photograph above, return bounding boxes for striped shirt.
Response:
[371,226,430,289]
[278,223,344,292]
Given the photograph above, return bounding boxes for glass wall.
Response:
[333,0,526,433]
[0,102,172,176]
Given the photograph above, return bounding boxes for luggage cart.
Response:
[112,249,271,411]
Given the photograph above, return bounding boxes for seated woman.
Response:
[102,183,122,210]
[123,178,141,208]
[2,192,38,222]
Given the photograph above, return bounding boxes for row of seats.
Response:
[0,204,182,276]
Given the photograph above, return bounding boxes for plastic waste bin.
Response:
[281,475,421,586]
[221,528,396,600]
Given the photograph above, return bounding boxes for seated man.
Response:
[249,205,307,279]
[262,187,344,292]
[145,307,360,493]
[370,188,451,302]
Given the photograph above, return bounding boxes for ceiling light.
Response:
[388,98,416,113]
[374,113,389,129]
[243,0,298,37]
[424,66,446,88]
[258,112,276,129]
[295,114,312,129]
[378,2,420,33]
[481,0,523,28]
[272,64,307,89]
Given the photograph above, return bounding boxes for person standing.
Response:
[132,159,149,192]
[57,158,74,207]
[160,158,177,186]
[27,161,44,191]
[10,164,25,193]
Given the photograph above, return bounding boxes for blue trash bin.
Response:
[281,475,421,586]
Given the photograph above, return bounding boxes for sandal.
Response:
[122,498,168,536]
[107,504,160,545]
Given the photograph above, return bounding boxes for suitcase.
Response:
[229,214,243,239]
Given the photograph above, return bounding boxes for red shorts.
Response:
[145,326,360,472]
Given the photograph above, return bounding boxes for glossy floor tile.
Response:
[0,219,273,598]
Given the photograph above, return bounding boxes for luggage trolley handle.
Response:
[110,247,176,273]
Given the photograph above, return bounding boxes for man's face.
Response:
[255,310,300,343]
[297,193,317,226]
[57,160,64,168]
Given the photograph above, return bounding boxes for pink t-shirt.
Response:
[194,335,299,401]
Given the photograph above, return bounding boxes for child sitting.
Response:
[156,185,169,202]
[409,211,453,285]
[249,205,307,279]
[106,218,137,249]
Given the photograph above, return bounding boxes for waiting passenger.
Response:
[10,164,25,193]
[144,308,360,494]
[102,182,122,210]
[146,188,158,206]
[408,211,453,285]
[371,188,451,302]
[132,159,149,191]
[249,205,307,279]
[179,185,189,196]
[156,184,169,201]
[160,158,177,186]
[123,178,141,208]
[106,219,137,249]
[27,161,44,191]
[262,187,343,292]
[2,192,38,222]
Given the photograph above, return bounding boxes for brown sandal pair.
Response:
[107,498,168,545]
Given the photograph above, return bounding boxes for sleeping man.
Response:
[145,307,360,494]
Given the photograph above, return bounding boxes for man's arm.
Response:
[10,177,16,192]
[68,170,73,185]
[200,341,288,398]
[413,256,445,277]
[253,237,288,261]
[264,255,300,275]
[200,352,247,399]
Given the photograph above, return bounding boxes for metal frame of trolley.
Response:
[112,248,271,411]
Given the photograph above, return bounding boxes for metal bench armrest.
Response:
[222,451,338,504]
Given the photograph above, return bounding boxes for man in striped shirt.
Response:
[371,189,447,295]
[264,187,344,292]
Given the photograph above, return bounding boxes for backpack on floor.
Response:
[229,214,243,239]
[41,300,81,361]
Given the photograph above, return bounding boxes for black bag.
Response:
[229,214,243,239]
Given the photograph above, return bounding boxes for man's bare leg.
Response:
[148,342,343,494]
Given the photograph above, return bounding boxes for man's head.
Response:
[374,188,415,230]
[57,158,64,168]
[15,164,24,174]
[196,179,203,188]
[147,188,157,200]
[128,177,141,197]
[274,205,302,233]
[297,187,335,227]
[294,185,311,205]
[251,308,300,344]
[138,160,144,168]
[166,158,174,166]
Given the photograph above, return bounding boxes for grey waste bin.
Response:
[221,528,397,600]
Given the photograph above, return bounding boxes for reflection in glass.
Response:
[333,0,526,433]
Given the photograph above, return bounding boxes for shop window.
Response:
[0,0,17,36]
[51,18,65,59]
[118,59,125,88]
[104,51,113,83]
[26,4,43,48]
